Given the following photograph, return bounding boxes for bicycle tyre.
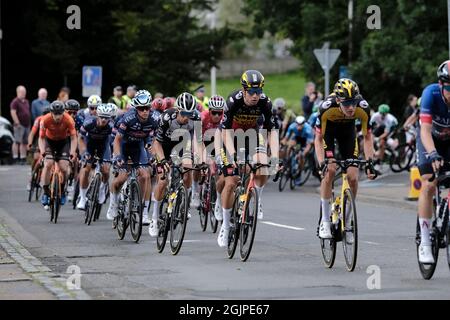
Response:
[156,197,170,253]
[86,173,101,226]
[239,187,258,262]
[72,178,80,210]
[129,180,143,243]
[116,195,128,240]
[319,205,336,269]
[342,188,358,272]
[199,185,208,232]
[296,155,313,187]
[209,175,218,233]
[53,174,61,224]
[170,185,188,255]
[227,192,241,259]
[390,143,414,173]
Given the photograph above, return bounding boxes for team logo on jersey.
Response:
[321,100,332,109]
[235,91,243,100]
[359,100,369,109]
[164,113,171,121]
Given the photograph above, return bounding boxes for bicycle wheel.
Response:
[116,196,128,240]
[239,188,258,262]
[342,188,358,272]
[318,205,336,269]
[156,197,170,253]
[227,192,241,259]
[416,216,439,280]
[53,175,61,224]
[446,224,450,272]
[278,162,290,192]
[72,178,80,210]
[129,180,143,243]
[390,143,414,173]
[170,185,188,255]
[296,155,313,187]
[85,173,101,225]
[28,168,37,202]
[35,167,42,202]
[198,185,208,232]
[209,175,218,233]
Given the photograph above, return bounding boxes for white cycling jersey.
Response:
[370,112,398,133]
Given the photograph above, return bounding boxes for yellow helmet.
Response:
[241,70,265,90]
[334,78,360,100]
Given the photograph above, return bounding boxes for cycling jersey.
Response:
[39,113,76,141]
[316,94,371,136]
[370,112,398,134]
[80,117,113,162]
[286,122,314,144]
[201,110,222,135]
[31,116,43,136]
[222,90,275,131]
[156,108,199,160]
[308,112,319,128]
[117,109,158,144]
[151,110,162,123]
[75,109,94,131]
[420,83,450,141]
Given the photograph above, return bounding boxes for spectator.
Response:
[57,87,70,103]
[123,85,137,109]
[301,82,316,119]
[154,92,164,99]
[194,85,209,111]
[402,94,418,123]
[10,85,31,165]
[108,86,126,110]
[31,88,50,123]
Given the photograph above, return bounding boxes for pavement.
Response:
[0,164,449,300]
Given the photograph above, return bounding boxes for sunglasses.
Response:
[52,111,64,116]
[246,88,263,96]
[443,85,450,92]
[99,116,110,121]
[180,111,194,117]
[89,106,97,110]
[340,99,357,107]
[67,111,77,116]
[136,106,150,112]
[211,111,223,117]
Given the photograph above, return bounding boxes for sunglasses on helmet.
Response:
[246,87,263,96]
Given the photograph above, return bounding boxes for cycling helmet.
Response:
[295,116,306,125]
[87,95,102,108]
[208,95,226,111]
[132,91,152,107]
[49,101,66,114]
[176,92,197,112]
[378,104,390,114]
[152,98,165,111]
[241,70,265,89]
[96,104,114,118]
[106,103,118,117]
[334,78,360,101]
[437,60,450,83]
[273,98,286,109]
[164,97,175,110]
[65,99,80,111]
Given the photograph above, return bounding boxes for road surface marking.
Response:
[363,241,381,246]
[261,221,305,231]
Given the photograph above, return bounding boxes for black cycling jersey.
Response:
[221,90,275,131]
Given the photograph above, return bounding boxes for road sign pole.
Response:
[325,48,330,97]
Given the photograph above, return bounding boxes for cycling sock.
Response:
[222,208,232,229]
[144,201,150,215]
[216,192,222,206]
[151,192,156,202]
[419,218,432,246]
[152,200,160,221]
[193,181,200,194]
[80,188,87,200]
[255,185,264,204]
[110,192,118,204]
[321,199,332,222]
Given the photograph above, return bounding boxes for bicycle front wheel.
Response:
[199,185,208,232]
[129,180,143,243]
[416,217,439,280]
[52,174,61,224]
[86,173,101,225]
[319,205,336,269]
[209,176,218,233]
[170,185,188,255]
[156,198,170,253]
[342,188,358,272]
[239,188,258,262]
[227,192,241,259]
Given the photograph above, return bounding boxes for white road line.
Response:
[261,221,305,231]
[363,241,381,246]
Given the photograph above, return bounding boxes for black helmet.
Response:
[50,101,65,114]
[65,99,80,111]
[176,92,197,112]
[437,60,450,83]
[240,70,265,90]
[333,78,360,100]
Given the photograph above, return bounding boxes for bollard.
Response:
[406,166,422,201]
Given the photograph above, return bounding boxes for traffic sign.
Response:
[313,43,341,97]
[82,66,102,98]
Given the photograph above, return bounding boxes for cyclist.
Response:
[217,70,276,248]
[106,90,158,225]
[149,92,201,237]
[75,95,101,131]
[64,99,82,201]
[39,101,77,209]
[315,78,376,239]
[191,95,226,220]
[308,105,320,128]
[76,104,115,210]
[403,97,421,145]
[370,104,399,167]
[151,98,165,123]
[416,60,450,263]
[272,98,296,137]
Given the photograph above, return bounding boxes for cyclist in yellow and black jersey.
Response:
[315,78,377,239]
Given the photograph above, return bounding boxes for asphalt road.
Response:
[0,165,450,300]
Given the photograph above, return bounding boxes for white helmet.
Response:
[176,92,197,112]
[106,103,118,117]
[295,116,306,125]
[96,103,114,118]
[131,90,152,107]
[87,95,102,108]
[209,95,226,111]
[273,98,286,109]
